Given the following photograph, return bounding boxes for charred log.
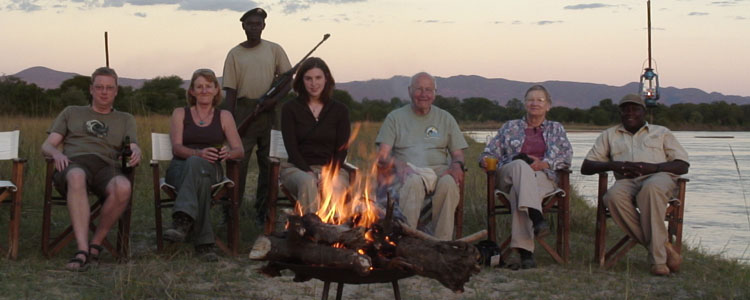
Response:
[394,235,481,292]
[250,235,372,276]
[296,214,369,250]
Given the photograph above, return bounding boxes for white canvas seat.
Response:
[0,130,25,259]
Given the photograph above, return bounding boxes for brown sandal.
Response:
[65,250,89,272]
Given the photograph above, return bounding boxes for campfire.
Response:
[249,148,483,293]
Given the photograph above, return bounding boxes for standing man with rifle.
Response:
[222,7,292,225]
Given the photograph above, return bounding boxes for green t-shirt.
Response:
[48,106,138,166]
[375,105,468,169]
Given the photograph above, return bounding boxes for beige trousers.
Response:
[603,172,677,265]
[497,160,556,252]
[279,163,349,214]
[399,165,459,240]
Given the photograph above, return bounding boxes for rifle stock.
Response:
[235,34,330,136]
[237,75,291,136]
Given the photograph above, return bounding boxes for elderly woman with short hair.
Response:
[478,85,573,269]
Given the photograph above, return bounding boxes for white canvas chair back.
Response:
[0,130,20,191]
[0,130,20,160]
[269,129,288,159]
[151,132,173,163]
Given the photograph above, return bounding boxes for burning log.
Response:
[250,235,372,276]
[296,214,369,250]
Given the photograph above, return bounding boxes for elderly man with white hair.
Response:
[375,72,467,240]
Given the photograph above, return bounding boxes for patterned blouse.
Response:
[479,118,573,182]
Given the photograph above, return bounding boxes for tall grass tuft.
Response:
[728,144,750,231]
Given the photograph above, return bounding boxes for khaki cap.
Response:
[619,94,646,108]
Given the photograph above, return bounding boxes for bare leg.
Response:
[65,168,91,268]
[90,175,131,254]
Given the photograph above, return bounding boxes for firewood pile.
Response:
[250,212,484,292]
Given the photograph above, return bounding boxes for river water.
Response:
[465,130,750,263]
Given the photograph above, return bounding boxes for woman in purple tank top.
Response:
[478,85,573,269]
[163,69,244,261]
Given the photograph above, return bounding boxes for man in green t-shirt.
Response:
[375,72,468,240]
[41,67,142,271]
[222,7,292,225]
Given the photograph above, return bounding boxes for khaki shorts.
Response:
[53,154,124,199]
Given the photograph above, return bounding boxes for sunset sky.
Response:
[1,0,749,96]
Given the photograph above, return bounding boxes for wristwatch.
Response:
[452,160,465,170]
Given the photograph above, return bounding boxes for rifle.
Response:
[236,33,331,136]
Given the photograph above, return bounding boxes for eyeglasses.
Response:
[93,85,117,92]
[525,98,547,103]
[412,87,436,95]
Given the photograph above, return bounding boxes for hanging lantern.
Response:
[639,66,659,106]
[638,0,660,108]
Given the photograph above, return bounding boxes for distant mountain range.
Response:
[7,66,750,109]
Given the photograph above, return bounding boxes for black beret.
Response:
[240,8,267,21]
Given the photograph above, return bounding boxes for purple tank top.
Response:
[521,127,546,159]
[183,107,225,149]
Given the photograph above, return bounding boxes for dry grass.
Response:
[1,116,749,299]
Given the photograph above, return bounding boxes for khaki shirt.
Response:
[222,40,291,99]
[585,123,689,179]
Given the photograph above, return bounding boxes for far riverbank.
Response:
[459,121,750,132]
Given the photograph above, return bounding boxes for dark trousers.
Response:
[232,99,274,217]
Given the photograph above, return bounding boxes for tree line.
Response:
[2,75,749,129]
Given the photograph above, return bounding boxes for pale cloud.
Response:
[512,20,522,25]
[736,16,747,20]
[5,0,42,12]
[298,13,354,23]
[688,12,709,16]
[134,11,145,17]
[279,0,366,14]
[177,0,256,12]
[416,19,454,24]
[711,1,743,6]
[536,20,563,25]
[563,3,615,10]
[3,0,259,12]
[280,1,309,14]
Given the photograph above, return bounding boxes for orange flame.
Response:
[304,123,381,229]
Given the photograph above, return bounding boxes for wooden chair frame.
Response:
[150,132,241,256]
[41,158,134,260]
[594,172,688,268]
[1,130,25,259]
[486,168,571,264]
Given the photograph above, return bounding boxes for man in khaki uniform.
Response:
[581,94,689,276]
[375,72,467,240]
[222,7,292,224]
